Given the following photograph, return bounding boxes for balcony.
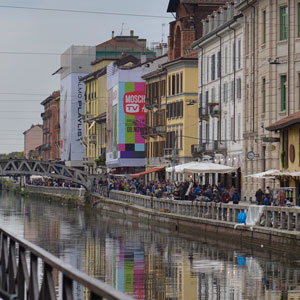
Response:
[191,144,205,156]
[204,141,227,154]
[199,104,220,120]
[89,134,97,144]
[164,148,178,159]
[156,126,166,136]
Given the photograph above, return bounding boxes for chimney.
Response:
[130,30,134,37]
[112,31,115,38]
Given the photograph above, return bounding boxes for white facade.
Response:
[58,45,96,167]
[192,2,243,185]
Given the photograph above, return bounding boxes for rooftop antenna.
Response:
[120,22,125,36]
[161,23,166,43]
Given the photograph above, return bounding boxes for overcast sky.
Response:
[0,0,171,153]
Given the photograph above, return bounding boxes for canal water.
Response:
[1,191,300,300]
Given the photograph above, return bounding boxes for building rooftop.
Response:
[40,91,60,106]
[266,111,300,131]
[23,124,43,135]
[167,0,227,12]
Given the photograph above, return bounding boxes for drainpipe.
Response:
[247,0,256,133]
[215,33,222,144]
[228,25,236,142]
[199,46,204,145]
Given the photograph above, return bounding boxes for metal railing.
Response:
[0,228,134,300]
[108,190,300,233]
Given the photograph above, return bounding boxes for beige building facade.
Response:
[236,0,300,200]
[23,124,43,159]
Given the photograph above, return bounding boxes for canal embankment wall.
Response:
[90,190,300,254]
[0,180,86,206]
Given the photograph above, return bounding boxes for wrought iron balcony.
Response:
[89,134,97,144]
[204,141,227,154]
[199,104,220,120]
[191,144,205,156]
[164,148,178,159]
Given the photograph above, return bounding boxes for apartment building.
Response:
[81,31,156,174]
[41,91,60,161]
[142,56,168,181]
[192,2,243,189]
[106,55,167,174]
[235,0,300,200]
[23,124,43,159]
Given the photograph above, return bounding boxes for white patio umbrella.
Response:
[245,169,279,179]
[165,162,196,174]
[166,162,235,174]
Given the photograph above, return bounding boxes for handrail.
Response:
[0,227,134,300]
[107,190,300,233]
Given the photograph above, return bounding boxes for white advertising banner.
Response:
[60,73,86,166]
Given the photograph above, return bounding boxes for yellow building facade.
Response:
[81,59,115,173]
[143,68,167,181]
[164,58,198,179]
[267,111,300,204]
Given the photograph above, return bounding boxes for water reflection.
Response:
[0,191,300,299]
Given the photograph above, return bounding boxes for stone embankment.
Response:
[91,190,300,252]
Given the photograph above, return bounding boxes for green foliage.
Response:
[95,153,106,166]
[0,151,24,159]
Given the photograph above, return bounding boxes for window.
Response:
[238,40,241,69]
[231,117,234,140]
[263,10,266,43]
[238,114,241,140]
[231,80,234,101]
[172,75,176,95]
[211,87,215,103]
[245,23,249,55]
[207,56,209,82]
[232,42,235,72]
[237,78,241,99]
[211,54,215,81]
[262,78,266,113]
[176,73,179,94]
[280,6,288,41]
[217,51,221,78]
[280,75,287,111]
[180,72,183,93]
[225,47,228,75]
[168,76,171,96]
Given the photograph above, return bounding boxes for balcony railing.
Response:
[191,141,227,155]
[191,144,205,156]
[89,134,97,144]
[199,104,220,119]
[164,148,178,159]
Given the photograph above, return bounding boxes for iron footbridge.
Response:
[0,159,94,191]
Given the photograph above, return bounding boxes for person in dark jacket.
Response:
[255,188,264,205]
[263,194,271,206]
[232,189,240,204]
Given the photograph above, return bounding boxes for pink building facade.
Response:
[23,124,43,159]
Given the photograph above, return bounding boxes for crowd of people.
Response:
[99,178,241,204]
[255,187,294,206]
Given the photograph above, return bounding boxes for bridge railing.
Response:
[108,190,300,232]
[0,228,134,300]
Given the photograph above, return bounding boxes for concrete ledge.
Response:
[92,195,300,252]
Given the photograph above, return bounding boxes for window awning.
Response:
[131,167,164,178]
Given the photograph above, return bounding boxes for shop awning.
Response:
[131,167,164,178]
